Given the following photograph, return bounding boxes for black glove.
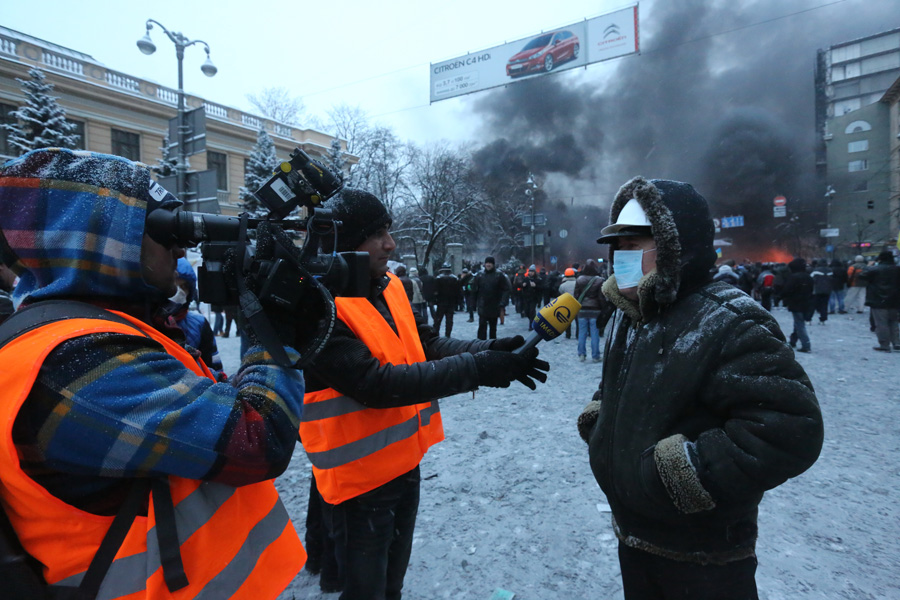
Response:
[472,347,550,390]
[490,335,525,352]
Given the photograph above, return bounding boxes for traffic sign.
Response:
[773,195,787,207]
[720,216,744,228]
[773,206,786,218]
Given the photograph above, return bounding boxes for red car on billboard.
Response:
[506,30,580,78]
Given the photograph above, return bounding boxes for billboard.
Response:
[430,5,639,103]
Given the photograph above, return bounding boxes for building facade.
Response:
[815,28,900,257]
[0,26,354,215]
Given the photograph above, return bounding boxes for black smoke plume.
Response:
[471,0,895,260]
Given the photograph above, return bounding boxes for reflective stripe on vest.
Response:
[300,274,444,504]
[0,311,305,599]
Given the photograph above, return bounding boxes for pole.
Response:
[530,196,535,267]
[176,43,186,208]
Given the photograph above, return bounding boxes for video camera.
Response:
[145,147,370,366]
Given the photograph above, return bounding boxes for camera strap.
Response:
[234,214,294,368]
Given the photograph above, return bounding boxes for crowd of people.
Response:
[8,147,898,599]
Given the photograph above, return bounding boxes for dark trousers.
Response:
[434,304,455,337]
[814,293,830,322]
[759,289,772,312]
[306,474,341,587]
[465,292,476,319]
[477,315,498,340]
[322,467,421,600]
[618,543,758,600]
[522,297,537,322]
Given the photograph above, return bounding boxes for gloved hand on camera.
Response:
[472,347,549,390]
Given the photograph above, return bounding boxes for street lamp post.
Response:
[137,20,216,204]
[525,174,536,266]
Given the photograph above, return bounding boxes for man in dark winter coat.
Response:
[472,257,511,340]
[781,258,814,352]
[417,267,437,325]
[860,250,900,352]
[810,259,834,325]
[520,265,540,322]
[578,177,823,600]
[828,258,848,314]
[573,259,605,362]
[433,263,461,337]
[304,192,548,599]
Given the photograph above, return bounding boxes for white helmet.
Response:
[597,198,652,243]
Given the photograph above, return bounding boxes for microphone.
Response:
[513,293,582,354]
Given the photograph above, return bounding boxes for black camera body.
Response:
[146,147,368,304]
[145,147,369,366]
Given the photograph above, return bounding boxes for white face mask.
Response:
[614,248,656,289]
[168,287,188,306]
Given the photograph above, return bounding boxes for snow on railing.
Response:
[42,51,84,75]
[274,124,292,137]
[157,87,178,105]
[0,37,16,56]
[241,114,262,129]
[204,102,228,118]
[106,72,140,92]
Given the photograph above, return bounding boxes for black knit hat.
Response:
[484,256,496,265]
[321,188,392,252]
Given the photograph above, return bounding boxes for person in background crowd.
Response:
[546,267,562,304]
[302,190,548,600]
[417,266,437,325]
[0,148,308,598]
[170,257,224,374]
[210,303,225,336]
[755,263,776,312]
[407,267,428,322]
[845,255,868,314]
[713,259,741,287]
[772,262,790,307]
[512,265,526,317]
[859,250,900,352]
[558,267,577,339]
[222,304,238,338]
[829,258,848,314]
[810,259,834,325]
[434,263,461,337]
[580,176,823,600]
[520,265,540,323]
[473,256,510,340]
[0,263,16,324]
[537,267,551,306]
[781,257,814,352]
[574,259,605,362]
[460,268,476,322]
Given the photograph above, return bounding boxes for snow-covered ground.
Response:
[212,304,900,600]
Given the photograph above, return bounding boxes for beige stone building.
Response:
[883,75,900,249]
[0,25,354,215]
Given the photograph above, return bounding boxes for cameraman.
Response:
[300,189,549,600]
[0,149,307,599]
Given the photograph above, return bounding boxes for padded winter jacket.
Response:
[589,281,823,563]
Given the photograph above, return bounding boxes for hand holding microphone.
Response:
[514,293,582,354]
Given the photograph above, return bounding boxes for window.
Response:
[853,180,868,192]
[70,120,86,150]
[0,102,17,157]
[111,128,140,161]
[844,120,871,134]
[207,151,228,191]
[848,140,868,153]
[848,159,868,172]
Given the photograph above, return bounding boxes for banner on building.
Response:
[430,5,639,103]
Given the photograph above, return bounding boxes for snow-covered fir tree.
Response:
[3,68,79,155]
[239,128,279,215]
[152,133,177,177]
[326,138,346,184]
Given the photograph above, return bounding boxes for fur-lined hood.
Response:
[603,177,717,317]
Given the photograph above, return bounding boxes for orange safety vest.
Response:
[300,274,444,505]
[0,309,305,599]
